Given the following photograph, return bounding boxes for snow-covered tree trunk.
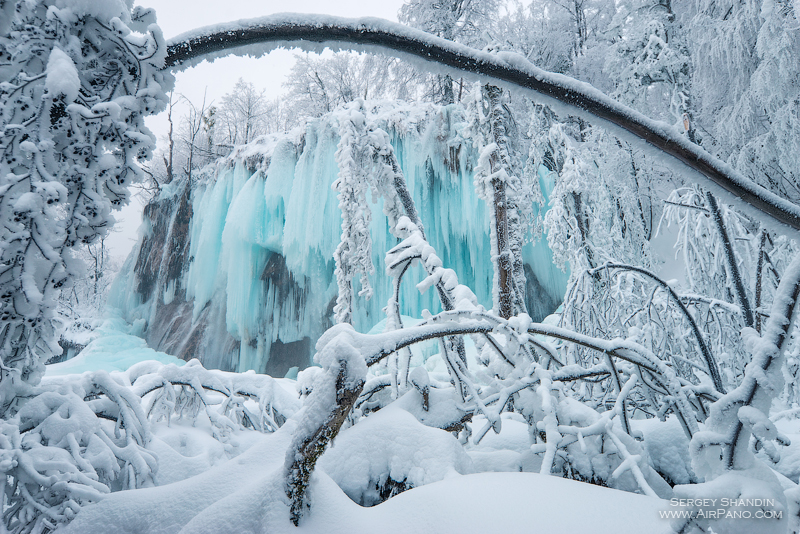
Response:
[472,84,532,318]
[284,328,366,526]
[490,164,514,319]
[484,85,518,319]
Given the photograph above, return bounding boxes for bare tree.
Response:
[178,90,213,183]
[138,92,179,203]
[63,234,120,311]
[216,79,269,146]
[163,91,176,185]
[283,52,409,120]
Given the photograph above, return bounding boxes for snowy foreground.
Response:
[59,424,666,534]
[42,320,672,534]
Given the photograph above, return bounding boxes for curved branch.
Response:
[353,315,697,436]
[704,191,755,328]
[589,262,725,393]
[163,14,800,233]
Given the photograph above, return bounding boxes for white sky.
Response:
[107,0,406,260]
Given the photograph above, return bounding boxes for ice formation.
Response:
[111,101,569,376]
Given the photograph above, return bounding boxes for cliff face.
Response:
[111,102,569,377]
[125,178,234,366]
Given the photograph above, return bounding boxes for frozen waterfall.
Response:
[111,101,569,376]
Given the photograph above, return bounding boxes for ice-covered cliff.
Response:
[111,101,569,376]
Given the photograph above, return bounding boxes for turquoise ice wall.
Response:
[113,102,569,375]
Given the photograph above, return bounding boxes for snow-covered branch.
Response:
[164,14,800,233]
[284,328,366,526]
[0,1,170,411]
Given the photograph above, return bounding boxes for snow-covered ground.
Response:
[62,430,669,534]
[43,319,677,534]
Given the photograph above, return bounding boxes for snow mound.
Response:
[636,416,697,485]
[58,415,668,534]
[319,404,473,505]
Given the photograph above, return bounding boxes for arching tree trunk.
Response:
[164,15,800,233]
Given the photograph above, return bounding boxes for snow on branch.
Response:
[164,13,800,234]
[284,327,366,526]
[670,253,800,533]
[0,1,171,409]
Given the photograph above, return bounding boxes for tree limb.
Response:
[163,14,800,232]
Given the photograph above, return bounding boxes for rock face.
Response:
[111,102,569,377]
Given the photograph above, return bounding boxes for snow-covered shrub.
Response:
[0,357,298,533]
[0,2,170,530]
[0,0,170,403]
[131,359,299,438]
[560,264,727,401]
[1,371,157,533]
